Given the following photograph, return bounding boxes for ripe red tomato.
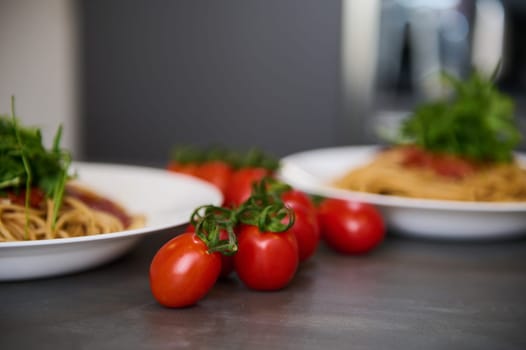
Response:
[149,232,222,308]
[281,189,316,217]
[216,228,235,278]
[317,198,385,254]
[195,161,233,198]
[223,167,271,207]
[234,225,299,291]
[218,253,235,278]
[284,205,320,262]
[186,223,235,279]
[166,161,199,177]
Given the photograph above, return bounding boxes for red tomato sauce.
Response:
[65,185,132,227]
[3,185,132,227]
[399,146,478,179]
[4,188,46,209]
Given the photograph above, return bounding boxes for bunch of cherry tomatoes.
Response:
[149,147,385,308]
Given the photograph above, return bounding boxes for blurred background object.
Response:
[345,0,525,145]
[0,0,81,157]
[0,0,524,165]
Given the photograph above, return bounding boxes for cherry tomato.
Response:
[224,167,271,207]
[317,198,385,254]
[234,225,299,291]
[216,228,236,278]
[218,252,235,278]
[149,232,222,308]
[186,223,235,278]
[284,205,320,262]
[281,189,316,218]
[195,161,233,199]
[166,161,199,177]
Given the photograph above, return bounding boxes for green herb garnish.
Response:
[397,70,521,162]
[1,97,73,235]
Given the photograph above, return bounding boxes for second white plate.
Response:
[278,146,526,240]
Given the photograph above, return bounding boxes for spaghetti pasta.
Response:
[332,146,526,202]
[0,184,145,242]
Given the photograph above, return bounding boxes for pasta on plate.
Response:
[332,146,526,202]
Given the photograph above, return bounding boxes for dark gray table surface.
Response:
[1,228,526,350]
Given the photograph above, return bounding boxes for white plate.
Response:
[0,162,223,281]
[278,146,526,240]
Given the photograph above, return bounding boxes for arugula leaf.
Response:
[0,107,74,230]
[397,70,521,162]
[1,116,72,191]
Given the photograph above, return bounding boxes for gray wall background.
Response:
[79,0,526,165]
[80,0,347,165]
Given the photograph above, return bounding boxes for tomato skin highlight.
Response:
[317,199,385,254]
[234,225,299,291]
[224,167,270,207]
[149,232,222,308]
